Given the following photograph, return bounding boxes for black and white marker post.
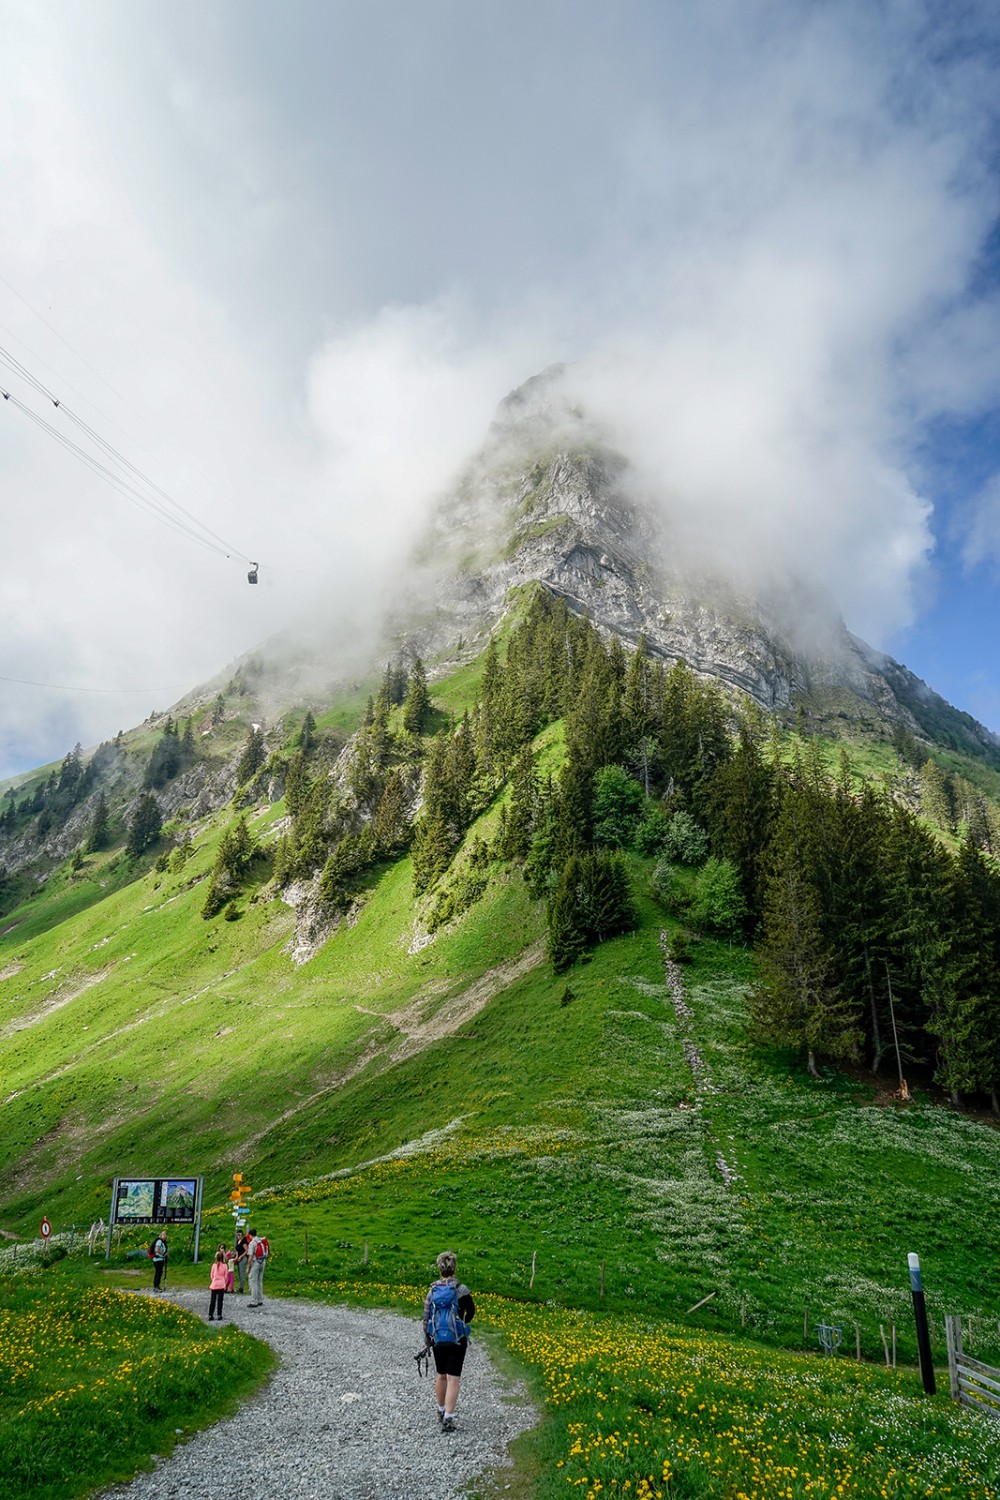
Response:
[908,1252,936,1395]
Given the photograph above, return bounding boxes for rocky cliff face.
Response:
[396,369,999,763]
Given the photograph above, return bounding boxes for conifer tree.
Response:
[706,728,775,926]
[411,807,455,894]
[236,726,266,786]
[87,792,111,852]
[284,751,311,817]
[372,768,411,856]
[751,801,861,1076]
[547,857,587,972]
[299,710,316,752]
[126,793,162,858]
[935,838,1000,1102]
[591,765,645,848]
[403,659,430,735]
[622,637,659,794]
[497,743,539,861]
[920,759,955,831]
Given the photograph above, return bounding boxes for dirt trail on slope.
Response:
[235,940,546,1159]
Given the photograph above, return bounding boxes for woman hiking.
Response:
[422,1250,475,1433]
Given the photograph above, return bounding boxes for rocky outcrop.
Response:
[386,371,999,765]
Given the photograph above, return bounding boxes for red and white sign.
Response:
[39,1217,52,1240]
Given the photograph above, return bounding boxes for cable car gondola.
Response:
[247,562,258,585]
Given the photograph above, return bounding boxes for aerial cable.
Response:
[0,272,233,513]
[0,316,235,523]
[0,347,251,561]
[0,671,190,695]
[1,388,232,557]
[60,401,249,562]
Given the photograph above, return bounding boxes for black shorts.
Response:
[432,1339,468,1377]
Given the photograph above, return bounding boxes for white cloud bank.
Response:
[2,0,1000,773]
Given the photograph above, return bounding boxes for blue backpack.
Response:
[428,1282,469,1344]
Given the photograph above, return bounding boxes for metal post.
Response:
[908,1252,936,1395]
[106,1181,118,1260]
[192,1177,204,1264]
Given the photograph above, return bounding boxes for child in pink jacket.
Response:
[208,1250,228,1321]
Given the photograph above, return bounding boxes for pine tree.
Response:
[497,743,539,861]
[935,838,1000,1102]
[299,710,316,752]
[920,759,955,831]
[411,807,455,895]
[403,658,430,735]
[591,765,645,848]
[751,801,861,1076]
[236,727,266,786]
[87,792,111,852]
[126,793,162,858]
[372,769,411,856]
[547,856,587,973]
[284,751,311,817]
[706,728,775,927]
[622,637,659,794]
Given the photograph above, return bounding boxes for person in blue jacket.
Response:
[422,1250,475,1433]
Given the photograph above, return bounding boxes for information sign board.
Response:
[106,1175,205,1262]
[112,1177,199,1226]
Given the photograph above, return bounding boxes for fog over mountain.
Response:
[3,0,1000,777]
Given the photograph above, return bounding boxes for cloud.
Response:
[3,0,1000,771]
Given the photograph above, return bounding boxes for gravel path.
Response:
[103,1288,537,1500]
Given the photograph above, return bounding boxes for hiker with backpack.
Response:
[246,1228,269,1306]
[234,1229,249,1293]
[422,1250,476,1433]
[150,1230,168,1291]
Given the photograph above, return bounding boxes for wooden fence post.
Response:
[854,1323,861,1361]
[529,1251,537,1290]
[946,1315,962,1402]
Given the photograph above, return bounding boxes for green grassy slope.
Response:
[4,652,1000,1500]
[6,808,1000,1370]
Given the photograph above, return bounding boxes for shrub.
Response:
[662,810,709,865]
[689,857,746,937]
[632,804,672,855]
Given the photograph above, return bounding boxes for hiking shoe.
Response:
[441,1416,456,1434]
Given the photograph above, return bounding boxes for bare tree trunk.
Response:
[866,949,884,1074]
[992,1089,999,1116]
[807,1049,820,1079]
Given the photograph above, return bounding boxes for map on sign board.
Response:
[116,1180,155,1220]
[113,1177,200,1225]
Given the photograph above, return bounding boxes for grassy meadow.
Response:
[0,1272,273,1500]
[5,654,1000,1497]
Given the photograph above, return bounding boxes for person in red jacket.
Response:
[208,1250,228,1321]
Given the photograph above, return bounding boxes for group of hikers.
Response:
[150,1237,476,1433]
[149,1226,270,1314]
